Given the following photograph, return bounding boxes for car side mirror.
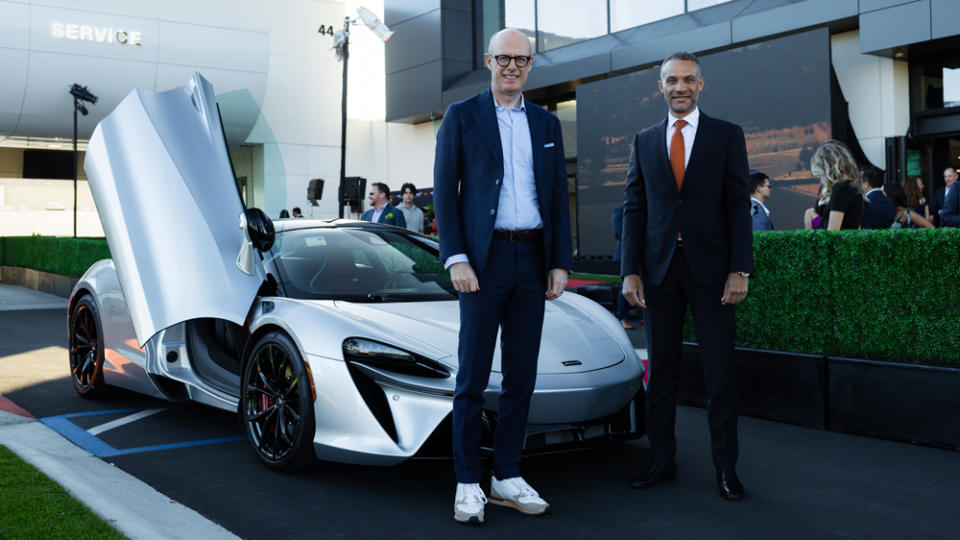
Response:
[236,208,275,275]
[244,208,275,252]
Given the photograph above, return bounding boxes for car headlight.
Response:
[342,338,449,378]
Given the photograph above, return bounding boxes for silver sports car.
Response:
[69,73,645,471]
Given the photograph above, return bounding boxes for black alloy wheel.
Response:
[241,331,316,471]
[69,296,108,398]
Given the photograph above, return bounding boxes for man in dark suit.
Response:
[860,167,895,229]
[621,51,753,501]
[939,167,960,228]
[434,28,572,524]
[360,182,406,227]
[749,170,774,231]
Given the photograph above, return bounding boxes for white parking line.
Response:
[635,348,648,360]
[88,408,166,436]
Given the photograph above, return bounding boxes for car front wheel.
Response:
[241,331,316,471]
[69,295,108,398]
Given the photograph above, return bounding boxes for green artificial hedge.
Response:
[0,237,111,278]
[684,228,960,366]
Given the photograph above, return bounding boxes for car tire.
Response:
[69,295,109,398]
[241,331,316,472]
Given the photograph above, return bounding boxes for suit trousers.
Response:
[644,246,739,469]
[452,237,546,483]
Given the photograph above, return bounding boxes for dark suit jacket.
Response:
[612,203,624,261]
[433,88,572,275]
[621,111,753,286]
[361,203,407,228]
[861,189,896,229]
[942,183,960,227]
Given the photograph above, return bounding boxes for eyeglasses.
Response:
[493,55,531,67]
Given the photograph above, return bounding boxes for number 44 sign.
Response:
[317,25,336,36]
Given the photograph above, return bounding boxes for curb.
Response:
[0,411,240,540]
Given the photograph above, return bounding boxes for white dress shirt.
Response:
[750,197,770,216]
[665,107,700,169]
[444,93,542,269]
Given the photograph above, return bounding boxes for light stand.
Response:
[328,6,393,219]
[69,83,97,238]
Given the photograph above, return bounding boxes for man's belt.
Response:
[493,228,543,242]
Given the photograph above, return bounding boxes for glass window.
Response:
[944,67,960,108]
[536,0,608,52]
[610,0,683,33]
[687,0,733,11]
[505,0,537,53]
[553,100,577,160]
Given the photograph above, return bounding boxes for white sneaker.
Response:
[489,476,551,516]
[454,483,487,524]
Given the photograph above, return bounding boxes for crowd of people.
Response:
[757,139,957,232]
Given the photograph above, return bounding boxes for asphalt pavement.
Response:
[1,285,959,539]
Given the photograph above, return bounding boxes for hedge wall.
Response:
[0,237,111,278]
[685,228,960,366]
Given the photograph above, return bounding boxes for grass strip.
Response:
[569,272,621,282]
[0,445,127,540]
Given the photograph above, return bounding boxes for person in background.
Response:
[398,182,425,233]
[278,209,290,219]
[940,167,960,228]
[361,183,407,228]
[292,207,303,218]
[749,170,774,231]
[611,203,638,329]
[860,167,895,229]
[810,140,865,230]
[883,182,934,229]
[903,177,930,223]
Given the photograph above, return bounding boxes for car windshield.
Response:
[267,227,457,302]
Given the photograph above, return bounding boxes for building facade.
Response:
[385,0,960,271]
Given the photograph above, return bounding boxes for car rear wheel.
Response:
[241,331,316,471]
[69,295,108,398]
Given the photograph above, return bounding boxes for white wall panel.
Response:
[0,1,30,49]
[304,57,346,147]
[259,56,309,144]
[0,48,28,136]
[386,121,435,188]
[157,20,268,73]
[154,64,266,104]
[19,51,157,139]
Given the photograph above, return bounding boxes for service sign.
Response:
[51,22,143,47]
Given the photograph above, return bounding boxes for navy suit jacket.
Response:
[942,183,960,227]
[361,203,407,228]
[611,203,624,261]
[621,112,753,286]
[751,199,774,231]
[433,88,572,275]
[861,189,896,229]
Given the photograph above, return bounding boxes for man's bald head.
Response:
[488,28,532,56]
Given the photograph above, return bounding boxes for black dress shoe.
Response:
[716,468,744,500]
[630,460,676,488]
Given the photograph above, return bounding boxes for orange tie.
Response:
[670,119,687,190]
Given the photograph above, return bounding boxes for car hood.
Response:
[332,298,624,374]
[84,73,265,346]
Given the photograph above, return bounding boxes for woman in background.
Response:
[810,140,865,230]
[903,176,931,222]
[884,182,935,228]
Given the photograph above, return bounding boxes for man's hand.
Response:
[546,268,568,300]
[449,262,479,293]
[720,273,749,305]
[622,274,646,308]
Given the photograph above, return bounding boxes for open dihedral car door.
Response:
[85,73,265,346]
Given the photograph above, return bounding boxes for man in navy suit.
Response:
[749,170,774,231]
[434,28,572,524]
[860,167,895,229]
[621,51,753,500]
[939,167,960,227]
[360,182,406,228]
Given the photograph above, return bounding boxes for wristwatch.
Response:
[736,271,750,278]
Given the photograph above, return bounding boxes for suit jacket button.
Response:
[490,209,496,215]
[678,199,684,204]
[495,179,500,185]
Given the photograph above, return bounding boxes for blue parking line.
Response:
[40,408,246,457]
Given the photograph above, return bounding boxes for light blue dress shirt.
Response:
[444,93,542,269]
